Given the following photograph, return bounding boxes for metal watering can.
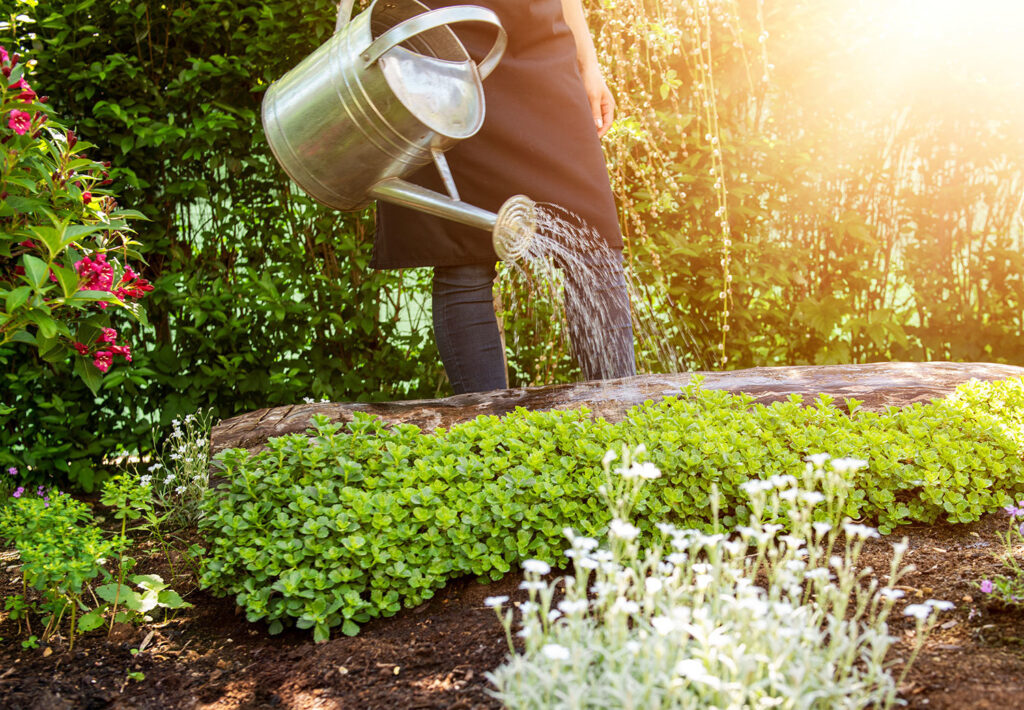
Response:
[262,0,537,261]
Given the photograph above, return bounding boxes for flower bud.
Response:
[66,129,77,148]
[1,66,10,78]
[11,53,18,66]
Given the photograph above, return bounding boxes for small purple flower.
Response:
[980,579,994,594]
[12,486,24,498]
[43,497,49,508]
[36,485,44,497]
[1004,505,1023,518]
[7,467,16,476]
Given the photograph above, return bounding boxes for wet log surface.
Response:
[211,362,1024,454]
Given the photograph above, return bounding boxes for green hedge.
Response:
[0,0,443,490]
[197,377,1024,640]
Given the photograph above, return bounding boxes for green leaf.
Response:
[76,609,106,632]
[73,355,104,395]
[4,286,32,312]
[21,254,49,289]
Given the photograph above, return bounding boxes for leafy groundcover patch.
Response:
[197,378,1024,640]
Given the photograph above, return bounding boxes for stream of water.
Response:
[497,203,707,385]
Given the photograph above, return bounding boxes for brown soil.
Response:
[2,513,1023,710]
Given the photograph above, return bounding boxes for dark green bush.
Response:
[198,377,1024,640]
[1,0,443,490]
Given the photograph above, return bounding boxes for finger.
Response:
[598,91,615,137]
[591,94,603,131]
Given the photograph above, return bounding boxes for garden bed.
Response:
[2,512,1023,710]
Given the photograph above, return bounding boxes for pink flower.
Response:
[110,344,132,362]
[0,47,8,65]
[114,266,154,300]
[74,253,114,292]
[93,350,113,372]
[9,77,34,102]
[7,109,31,136]
[98,327,117,344]
[73,341,90,355]
[980,579,994,594]
[12,486,24,498]
[82,191,92,203]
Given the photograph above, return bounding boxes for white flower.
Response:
[624,640,641,654]
[903,603,933,620]
[171,418,180,427]
[650,615,676,635]
[164,474,175,484]
[484,595,508,608]
[666,552,688,566]
[519,580,546,592]
[628,462,661,480]
[832,457,868,473]
[694,574,714,591]
[185,413,195,423]
[645,577,664,594]
[766,474,797,489]
[602,450,618,466]
[557,599,589,615]
[175,485,186,495]
[805,453,830,467]
[609,518,640,541]
[522,559,551,575]
[302,397,315,404]
[830,555,845,569]
[139,475,152,486]
[780,535,804,550]
[541,644,570,661]
[519,601,539,614]
[674,659,721,688]
[611,597,640,615]
[740,479,770,495]
[843,523,880,539]
[800,491,825,505]
[812,522,832,537]
[577,557,599,570]
[805,567,831,582]
[572,536,598,551]
[892,539,909,556]
[170,452,181,461]
[147,462,163,472]
[880,588,905,600]
[926,599,954,611]
[547,610,562,622]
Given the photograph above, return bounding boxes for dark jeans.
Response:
[432,252,636,394]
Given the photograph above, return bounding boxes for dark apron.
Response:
[370,0,623,269]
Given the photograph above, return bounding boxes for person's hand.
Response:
[580,62,615,137]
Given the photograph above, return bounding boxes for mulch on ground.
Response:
[2,513,1023,709]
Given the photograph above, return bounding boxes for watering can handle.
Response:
[361,6,508,80]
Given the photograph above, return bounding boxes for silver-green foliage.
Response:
[487,453,946,710]
[198,377,1024,639]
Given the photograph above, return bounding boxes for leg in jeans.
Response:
[562,249,636,380]
[432,262,508,394]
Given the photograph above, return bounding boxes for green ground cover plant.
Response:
[198,377,1024,641]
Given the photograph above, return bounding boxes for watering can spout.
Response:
[369,179,537,261]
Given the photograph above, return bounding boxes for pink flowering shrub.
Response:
[0,45,150,392]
